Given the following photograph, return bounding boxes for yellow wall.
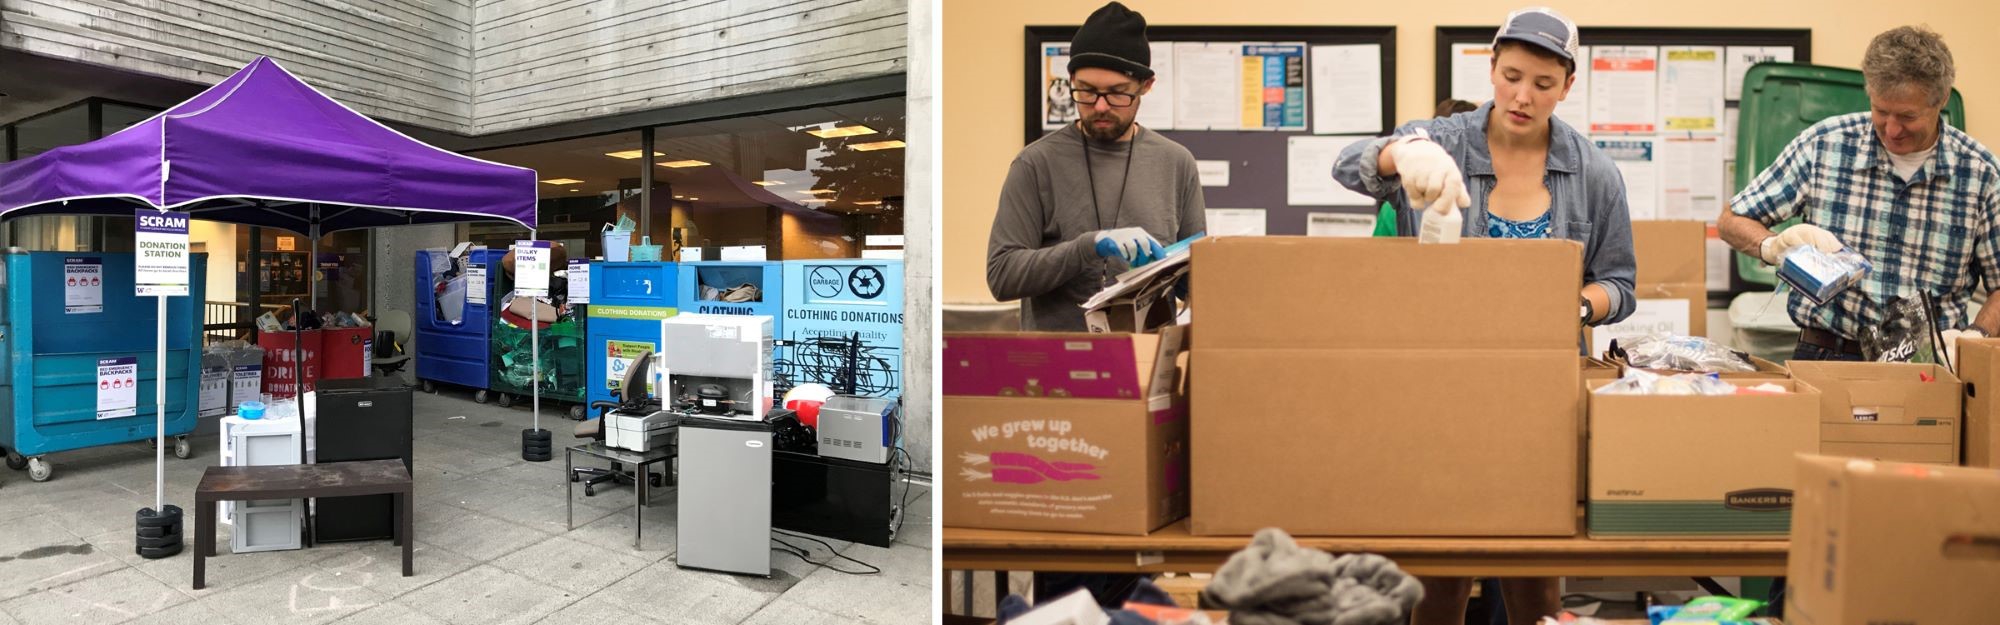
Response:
[943,0,2000,303]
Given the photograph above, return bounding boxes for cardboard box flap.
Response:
[944,327,1188,400]
[1191,237,1581,351]
[1630,220,1707,286]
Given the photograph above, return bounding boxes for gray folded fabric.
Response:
[1201,528,1423,625]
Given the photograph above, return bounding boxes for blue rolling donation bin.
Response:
[584,262,678,412]
[0,251,208,482]
[778,260,904,398]
[414,248,501,399]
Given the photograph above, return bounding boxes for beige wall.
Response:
[943,0,2000,303]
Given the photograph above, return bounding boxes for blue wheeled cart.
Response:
[414,248,502,402]
[584,262,679,412]
[0,251,208,482]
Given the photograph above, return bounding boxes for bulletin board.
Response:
[1024,26,1397,236]
[1434,26,1810,301]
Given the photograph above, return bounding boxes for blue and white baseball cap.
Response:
[1492,7,1580,61]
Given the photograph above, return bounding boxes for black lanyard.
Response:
[1082,126,1139,286]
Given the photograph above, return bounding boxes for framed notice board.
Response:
[1025,25,1397,236]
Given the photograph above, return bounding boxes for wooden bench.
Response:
[193,459,413,590]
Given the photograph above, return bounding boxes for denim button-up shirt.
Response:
[1332,102,1638,327]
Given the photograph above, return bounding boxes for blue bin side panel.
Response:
[585,262,679,410]
[5,252,206,456]
[779,260,905,398]
[414,249,500,390]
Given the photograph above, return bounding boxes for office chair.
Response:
[372,310,413,375]
[570,349,670,496]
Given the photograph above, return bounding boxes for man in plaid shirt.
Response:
[1720,25,2000,366]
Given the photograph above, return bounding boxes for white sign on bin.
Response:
[64,257,103,314]
[514,240,551,296]
[135,209,191,297]
[568,259,590,304]
[96,357,139,419]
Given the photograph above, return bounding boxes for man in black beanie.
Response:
[986,1,1205,332]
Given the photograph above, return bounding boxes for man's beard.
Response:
[1080,112,1133,142]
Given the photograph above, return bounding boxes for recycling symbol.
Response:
[848,267,885,300]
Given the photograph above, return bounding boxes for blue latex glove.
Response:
[1093,228,1165,265]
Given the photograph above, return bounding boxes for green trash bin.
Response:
[488,266,590,421]
[1733,62,1968,285]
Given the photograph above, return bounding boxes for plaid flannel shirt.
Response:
[1732,112,2000,340]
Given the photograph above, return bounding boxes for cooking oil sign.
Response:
[134,209,190,297]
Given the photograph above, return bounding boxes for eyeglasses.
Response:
[1071,89,1138,107]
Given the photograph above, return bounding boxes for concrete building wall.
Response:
[468,0,908,134]
[0,0,474,130]
[900,0,931,475]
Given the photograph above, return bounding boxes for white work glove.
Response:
[1759,224,1845,266]
[1388,136,1472,216]
[1093,227,1165,265]
[1941,327,1986,371]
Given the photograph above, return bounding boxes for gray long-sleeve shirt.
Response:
[1331,102,1638,327]
[987,123,1206,331]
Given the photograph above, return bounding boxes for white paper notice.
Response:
[1660,136,1724,221]
[679,247,704,262]
[1174,42,1242,130]
[1726,46,1794,100]
[514,240,551,296]
[1040,42,1076,130]
[720,245,767,261]
[1554,46,1591,131]
[1197,160,1231,187]
[1707,234,1733,291]
[64,257,103,314]
[1723,107,1741,161]
[1306,212,1375,237]
[567,259,590,304]
[1596,136,1660,220]
[1590,47,1659,133]
[1287,136,1376,206]
[1137,42,1176,130]
[1450,43,1495,104]
[1205,209,1267,236]
[1659,46,1725,133]
[1310,44,1382,134]
[1591,299,1691,356]
[466,264,487,305]
[96,357,138,420]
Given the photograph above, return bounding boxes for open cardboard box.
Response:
[941,326,1190,535]
[1587,378,1821,539]
[1786,454,2000,624]
[1952,338,2000,467]
[1189,237,1581,536]
[1788,361,1960,464]
[1587,221,1710,352]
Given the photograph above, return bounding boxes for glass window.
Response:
[2,125,13,162]
[465,131,643,258]
[652,96,906,260]
[99,102,159,136]
[12,103,88,158]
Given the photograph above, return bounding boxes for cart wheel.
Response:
[27,457,52,482]
[584,484,595,497]
[173,436,192,460]
[474,390,490,404]
[496,393,514,408]
[421,380,437,394]
[568,405,586,421]
[649,473,664,488]
[5,449,25,471]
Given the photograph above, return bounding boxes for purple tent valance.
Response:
[0,57,536,233]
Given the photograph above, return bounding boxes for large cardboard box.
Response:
[1587,379,1821,539]
[1588,221,1708,352]
[1954,338,2000,467]
[1786,454,2000,624]
[941,327,1190,535]
[1190,237,1581,536]
[1579,358,1622,501]
[1788,361,1961,464]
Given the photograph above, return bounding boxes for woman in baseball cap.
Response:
[1333,10,1638,622]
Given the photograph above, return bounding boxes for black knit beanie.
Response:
[1067,2,1153,81]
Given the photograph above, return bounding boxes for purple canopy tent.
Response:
[0,56,541,530]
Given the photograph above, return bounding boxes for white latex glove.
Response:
[1389,138,1472,216]
[1092,227,1165,265]
[1941,328,1986,371]
[1759,224,1845,265]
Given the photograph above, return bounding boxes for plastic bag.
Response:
[1863,294,1945,364]
[1611,331,1758,373]
[1777,245,1871,304]
[1593,369,1740,396]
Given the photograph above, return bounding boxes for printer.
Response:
[604,409,677,452]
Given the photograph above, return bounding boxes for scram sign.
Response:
[135,209,190,297]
